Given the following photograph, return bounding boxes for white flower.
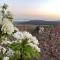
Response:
[22,31,32,39]
[3,57,9,60]
[0,46,6,54]
[30,36,39,45]
[1,40,12,44]
[22,31,39,44]
[34,45,41,52]
[6,48,14,56]
[28,43,40,52]
[12,40,22,43]
[3,47,6,54]
[13,31,24,39]
[13,31,39,45]
[1,36,8,41]
[1,19,14,35]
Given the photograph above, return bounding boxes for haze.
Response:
[0,0,60,21]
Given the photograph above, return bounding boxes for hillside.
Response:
[13,20,60,25]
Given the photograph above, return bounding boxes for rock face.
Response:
[33,26,60,60]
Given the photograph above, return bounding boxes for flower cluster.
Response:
[0,18,40,60]
[1,19,15,35]
[13,31,40,52]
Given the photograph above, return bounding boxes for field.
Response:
[16,24,60,60]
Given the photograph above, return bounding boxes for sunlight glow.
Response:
[0,0,60,20]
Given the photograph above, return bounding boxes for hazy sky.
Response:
[0,0,60,21]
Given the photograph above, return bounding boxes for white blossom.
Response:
[28,43,40,52]
[34,45,41,52]
[3,57,9,60]
[2,47,6,54]
[1,36,8,41]
[1,19,14,35]
[22,31,32,39]
[1,40,12,44]
[22,32,39,44]
[13,31,24,39]
[6,48,14,56]
[0,18,40,59]
[0,46,6,54]
[29,36,39,45]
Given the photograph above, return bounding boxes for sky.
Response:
[0,0,60,21]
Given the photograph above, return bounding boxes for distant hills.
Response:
[13,20,60,25]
